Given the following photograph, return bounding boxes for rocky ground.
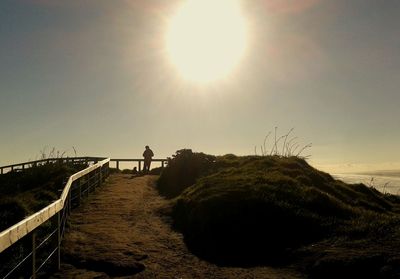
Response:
[50,174,304,279]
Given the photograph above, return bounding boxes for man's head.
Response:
[145,145,149,149]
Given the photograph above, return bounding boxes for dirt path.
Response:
[51,174,304,279]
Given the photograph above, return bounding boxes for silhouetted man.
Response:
[143,145,154,173]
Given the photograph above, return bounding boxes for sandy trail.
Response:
[51,174,303,279]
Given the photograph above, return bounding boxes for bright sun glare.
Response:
[166,0,247,83]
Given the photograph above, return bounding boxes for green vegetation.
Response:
[0,162,87,231]
[255,127,312,159]
[158,150,400,277]
[157,149,216,198]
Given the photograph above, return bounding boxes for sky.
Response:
[1,0,400,173]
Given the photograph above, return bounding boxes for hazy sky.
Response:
[1,0,400,172]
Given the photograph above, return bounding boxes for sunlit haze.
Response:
[1,0,400,174]
[166,0,247,83]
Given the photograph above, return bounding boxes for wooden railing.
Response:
[0,157,168,174]
[0,157,106,174]
[110,158,168,171]
[0,158,110,278]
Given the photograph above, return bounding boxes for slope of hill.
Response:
[157,150,400,278]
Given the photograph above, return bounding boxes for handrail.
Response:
[110,158,168,171]
[0,157,168,174]
[0,156,169,278]
[110,158,167,161]
[0,157,106,174]
[0,158,110,279]
[0,158,110,253]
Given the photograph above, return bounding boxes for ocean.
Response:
[333,172,400,195]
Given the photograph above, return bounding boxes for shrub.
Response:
[0,198,28,231]
[157,149,216,198]
[121,169,133,174]
[149,167,163,175]
[255,127,312,159]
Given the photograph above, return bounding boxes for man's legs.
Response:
[144,160,151,172]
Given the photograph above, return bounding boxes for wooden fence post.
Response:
[87,174,90,196]
[78,179,82,205]
[100,166,103,184]
[32,231,36,279]
[97,168,101,187]
[57,211,61,270]
[68,192,72,214]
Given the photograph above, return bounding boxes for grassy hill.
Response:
[157,150,400,278]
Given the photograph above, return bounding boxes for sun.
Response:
[166,0,247,83]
